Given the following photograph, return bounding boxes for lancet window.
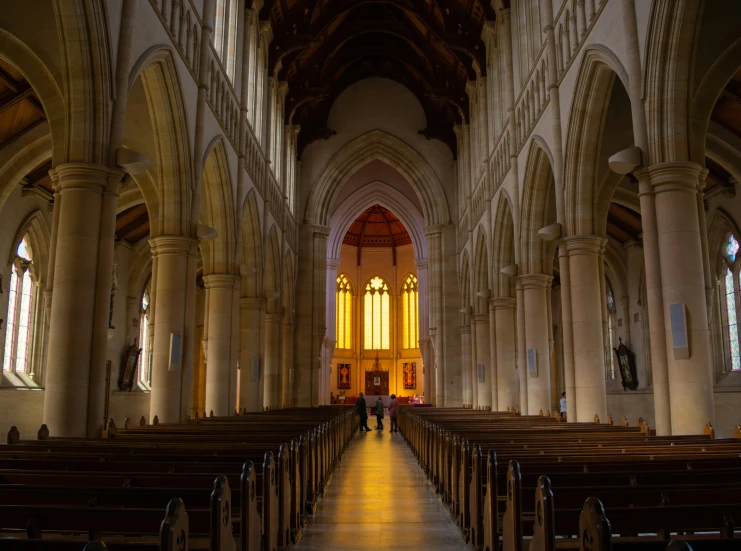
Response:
[606,281,616,380]
[723,234,740,372]
[3,237,36,374]
[335,274,352,349]
[364,276,390,350]
[401,274,419,350]
[138,281,152,385]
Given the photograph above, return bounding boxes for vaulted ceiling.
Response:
[263,0,496,156]
[343,204,411,248]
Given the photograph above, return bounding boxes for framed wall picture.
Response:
[403,362,416,389]
[337,363,351,389]
[373,376,381,386]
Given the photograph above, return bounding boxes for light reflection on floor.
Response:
[294,426,469,550]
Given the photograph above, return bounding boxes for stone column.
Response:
[469,318,478,409]
[282,317,294,407]
[425,226,445,406]
[43,164,115,437]
[493,297,518,411]
[636,170,671,433]
[648,162,715,434]
[263,312,282,409]
[489,299,499,411]
[516,280,527,413]
[203,274,238,416]
[148,236,198,424]
[565,235,607,422]
[239,297,262,411]
[472,313,492,407]
[520,274,553,415]
[460,324,472,406]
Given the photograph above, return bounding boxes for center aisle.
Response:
[294,426,469,551]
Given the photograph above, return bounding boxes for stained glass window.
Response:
[335,275,352,349]
[725,267,740,372]
[401,274,419,349]
[364,276,390,349]
[138,283,152,384]
[727,235,739,262]
[3,236,35,373]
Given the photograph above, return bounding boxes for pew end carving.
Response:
[160,497,189,551]
[502,460,523,551]
[7,425,20,444]
[37,424,49,440]
[530,476,555,551]
[579,498,611,551]
[210,475,237,551]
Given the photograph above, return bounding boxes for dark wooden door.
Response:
[365,371,389,395]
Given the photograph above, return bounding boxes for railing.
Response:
[489,122,511,193]
[206,45,241,147]
[284,208,297,251]
[514,46,548,150]
[265,172,284,228]
[554,0,608,79]
[470,173,488,229]
[458,210,470,251]
[149,0,202,81]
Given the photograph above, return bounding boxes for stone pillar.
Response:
[460,324,473,406]
[239,297,262,411]
[43,164,115,437]
[425,226,445,406]
[493,297,518,411]
[148,236,198,424]
[648,162,715,434]
[282,318,294,407]
[203,274,238,416]
[520,274,553,415]
[263,312,282,409]
[516,280,527,413]
[565,235,607,422]
[489,300,499,411]
[472,313,492,407]
[469,318,478,409]
[636,170,671,433]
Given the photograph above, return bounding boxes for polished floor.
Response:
[294,423,469,550]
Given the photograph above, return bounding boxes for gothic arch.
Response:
[691,37,741,165]
[0,29,65,166]
[644,0,702,164]
[473,225,490,314]
[520,139,556,274]
[9,210,51,286]
[264,226,281,314]
[239,189,262,298]
[708,209,741,278]
[326,180,427,262]
[492,191,515,298]
[0,135,52,214]
[305,130,450,227]
[563,47,632,236]
[128,46,192,237]
[200,138,237,275]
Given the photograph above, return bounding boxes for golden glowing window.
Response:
[401,274,419,349]
[364,276,390,349]
[336,275,353,349]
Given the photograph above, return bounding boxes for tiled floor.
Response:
[294,425,469,550]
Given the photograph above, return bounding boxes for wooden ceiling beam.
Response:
[0,86,34,116]
[0,66,19,93]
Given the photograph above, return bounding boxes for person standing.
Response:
[374,396,384,430]
[388,394,399,433]
[356,393,370,432]
[559,392,566,421]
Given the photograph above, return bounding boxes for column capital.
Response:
[563,234,605,255]
[54,163,122,194]
[638,161,703,194]
[149,235,199,256]
[203,274,239,289]
[459,324,471,335]
[312,224,331,237]
[414,259,428,270]
[240,297,263,310]
[471,312,490,323]
[424,224,447,236]
[265,312,283,323]
[326,258,340,270]
[490,296,516,310]
[517,273,553,289]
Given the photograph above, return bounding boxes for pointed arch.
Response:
[520,138,556,274]
[492,191,516,298]
[0,30,65,166]
[240,189,262,298]
[129,46,193,237]
[708,209,741,278]
[264,226,281,314]
[9,210,51,286]
[473,225,490,314]
[200,137,237,275]
[305,130,450,227]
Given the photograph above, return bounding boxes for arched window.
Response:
[3,237,36,373]
[138,282,152,385]
[214,0,239,81]
[605,281,616,380]
[364,276,390,350]
[724,235,740,372]
[401,274,419,349]
[335,274,352,349]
